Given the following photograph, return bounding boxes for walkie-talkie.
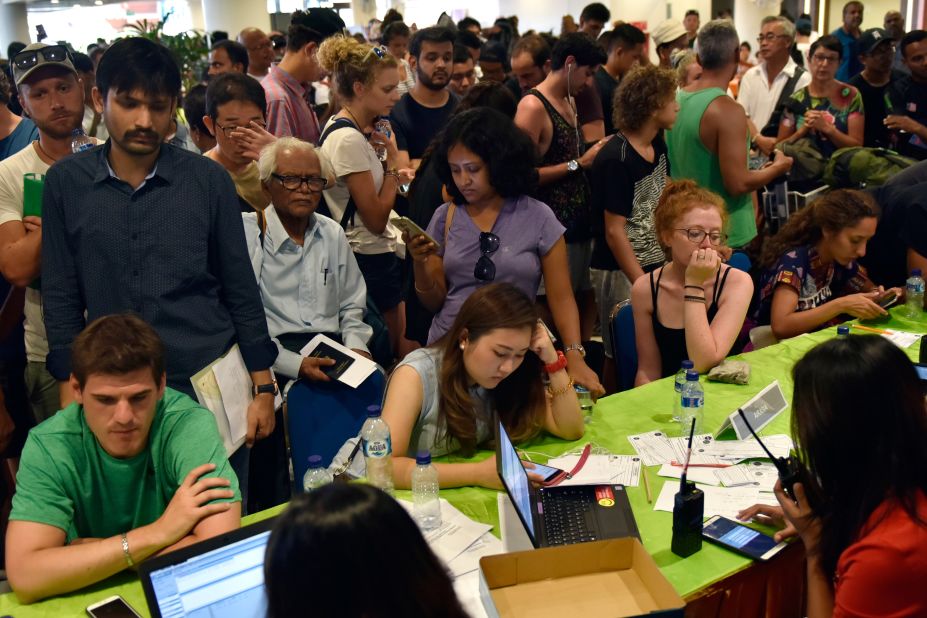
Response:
[737,408,803,501]
[671,418,704,557]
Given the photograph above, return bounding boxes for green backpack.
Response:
[823,147,916,188]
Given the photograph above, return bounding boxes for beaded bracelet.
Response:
[547,377,575,398]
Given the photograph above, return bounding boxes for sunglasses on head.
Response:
[13,45,70,71]
[474,231,500,282]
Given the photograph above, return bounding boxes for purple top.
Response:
[426,195,565,343]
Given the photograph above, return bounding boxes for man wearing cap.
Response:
[262,9,345,144]
[738,16,810,155]
[0,43,86,425]
[238,28,275,81]
[651,19,689,68]
[832,1,864,82]
[886,30,927,160]
[850,28,904,148]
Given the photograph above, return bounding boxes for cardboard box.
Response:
[479,538,684,618]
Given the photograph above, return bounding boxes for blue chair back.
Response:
[727,251,752,273]
[609,300,637,392]
[285,369,385,489]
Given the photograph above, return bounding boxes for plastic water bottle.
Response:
[905,269,925,318]
[411,450,441,530]
[361,405,394,494]
[373,118,391,162]
[672,360,694,423]
[837,325,850,337]
[70,128,94,154]
[680,370,704,435]
[302,455,332,492]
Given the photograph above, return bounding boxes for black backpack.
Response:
[316,117,359,229]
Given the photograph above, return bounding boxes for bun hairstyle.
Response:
[653,179,728,249]
[317,35,398,101]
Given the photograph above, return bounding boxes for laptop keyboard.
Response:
[541,488,598,545]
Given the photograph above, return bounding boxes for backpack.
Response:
[823,147,917,188]
[760,66,806,137]
[316,117,359,229]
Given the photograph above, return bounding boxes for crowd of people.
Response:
[0,2,925,615]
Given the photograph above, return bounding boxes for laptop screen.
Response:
[497,420,536,540]
[146,527,270,618]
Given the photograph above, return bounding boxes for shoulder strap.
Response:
[712,265,732,306]
[256,208,267,244]
[762,67,807,136]
[318,116,358,146]
[443,202,457,243]
[319,117,362,230]
[649,269,659,308]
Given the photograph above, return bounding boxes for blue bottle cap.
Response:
[913,269,923,277]
[366,405,381,418]
[837,325,850,335]
[307,455,322,468]
[416,451,431,465]
[681,360,694,369]
[685,369,699,380]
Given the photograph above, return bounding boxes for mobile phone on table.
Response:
[525,461,565,483]
[86,595,142,618]
[393,216,440,248]
[877,289,898,309]
[702,515,788,561]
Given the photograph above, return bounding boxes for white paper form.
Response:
[299,334,376,388]
[714,462,780,491]
[657,464,721,486]
[627,431,676,466]
[398,499,492,565]
[454,570,490,618]
[667,434,725,466]
[654,480,764,520]
[446,531,503,577]
[211,347,253,452]
[881,329,921,349]
[191,362,235,455]
[546,454,642,487]
[703,434,793,462]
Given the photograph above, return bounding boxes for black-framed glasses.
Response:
[272,173,328,193]
[675,228,727,246]
[474,232,500,282]
[811,53,840,64]
[214,120,266,138]
[13,45,70,71]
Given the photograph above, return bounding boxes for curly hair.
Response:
[433,107,538,204]
[760,189,879,268]
[317,35,397,102]
[613,64,677,132]
[653,179,729,247]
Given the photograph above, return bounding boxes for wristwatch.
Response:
[252,380,279,397]
[567,159,580,172]
[564,343,586,358]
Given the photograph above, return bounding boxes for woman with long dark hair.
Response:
[752,189,900,340]
[381,282,583,489]
[265,484,469,618]
[739,335,927,617]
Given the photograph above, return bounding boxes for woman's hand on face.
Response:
[684,247,722,286]
[774,480,822,553]
[403,231,438,263]
[530,320,559,364]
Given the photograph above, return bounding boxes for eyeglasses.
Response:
[272,174,328,193]
[13,45,70,71]
[474,232,500,281]
[756,33,790,43]
[675,228,727,246]
[214,120,266,138]
[366,45,388,60]
[247,41,273,52]
[811,53,840,64]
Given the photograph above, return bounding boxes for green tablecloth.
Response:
[2,310,924,616]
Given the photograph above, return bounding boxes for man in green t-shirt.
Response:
[6,314,241,604]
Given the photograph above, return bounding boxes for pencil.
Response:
[642,467,652,503]
[851,324,891,335]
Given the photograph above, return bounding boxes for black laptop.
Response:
[139,516,277,618]
[495,419,639,548]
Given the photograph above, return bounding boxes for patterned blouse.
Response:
[785,84,864,156]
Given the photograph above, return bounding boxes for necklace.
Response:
[341,105,364,130]
[35,139,60,163]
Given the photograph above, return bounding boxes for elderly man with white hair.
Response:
[243,137,372,383]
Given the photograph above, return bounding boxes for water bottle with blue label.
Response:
[673,360,694,422]
[302,454,332,492]
[680,369,704,435]
[905,269,925,318]
[361,405,394,494]
[70,128,94,154]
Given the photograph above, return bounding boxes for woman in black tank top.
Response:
[630,181,754,385]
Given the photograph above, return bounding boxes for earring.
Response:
[459,343,465,350]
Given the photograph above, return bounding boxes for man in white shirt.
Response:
[738,16,811,155]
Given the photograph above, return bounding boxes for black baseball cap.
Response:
[858,28,893,55]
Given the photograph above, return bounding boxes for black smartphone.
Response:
[702,515,788,561]
[86,596,142,618]
[525,461,565,483]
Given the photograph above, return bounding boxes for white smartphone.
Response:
[86,595,142,618]
[393,216,440,248]
[702,515,788,561]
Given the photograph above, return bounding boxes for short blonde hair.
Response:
[317,35,398,101]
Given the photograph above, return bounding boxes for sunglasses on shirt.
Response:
[474,232,500,282]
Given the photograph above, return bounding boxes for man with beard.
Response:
[832,1,864,81]
[0,43,86,425]
[390,26,457,169]
[39,37,278,510]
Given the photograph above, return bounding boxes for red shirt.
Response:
[834,492,927,617]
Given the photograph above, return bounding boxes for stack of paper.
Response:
[657,461,779,491]
[546,454,642,487]
[627,431,722,466]
[702,434,793,462]
[653,479,779,520]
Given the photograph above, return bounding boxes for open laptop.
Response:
[139,516,276,618]
[495,419,639,548]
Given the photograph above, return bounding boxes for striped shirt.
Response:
[262,65,321,144]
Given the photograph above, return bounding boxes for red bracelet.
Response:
[543,350,568,373]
